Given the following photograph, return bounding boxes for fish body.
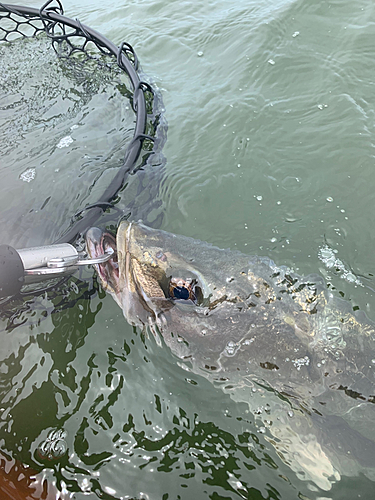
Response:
[86,221,375,489]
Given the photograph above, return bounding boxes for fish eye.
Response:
[156,250,167,262]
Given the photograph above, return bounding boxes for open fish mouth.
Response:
[86,222,208,328]
[85,227,119,292]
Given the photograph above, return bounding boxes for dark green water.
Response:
[2,0,375,498]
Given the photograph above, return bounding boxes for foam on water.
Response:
[318,244,363,286]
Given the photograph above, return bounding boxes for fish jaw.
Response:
[85,227,122,307]
[85,223,168,327]
[116,221,175,327]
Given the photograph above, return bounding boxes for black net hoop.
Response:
[0,0,166,244]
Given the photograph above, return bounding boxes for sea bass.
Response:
[86,221,375,490]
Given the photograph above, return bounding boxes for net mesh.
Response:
[0,5,45,41]
[0,0,166,244]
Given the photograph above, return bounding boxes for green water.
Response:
[1,0,375,498]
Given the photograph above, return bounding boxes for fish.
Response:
[86,221,375,490]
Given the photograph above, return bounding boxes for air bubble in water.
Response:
[318,245,363,286]
[19,168,36,183]
[37,429,67,460]
[56,135,73,148]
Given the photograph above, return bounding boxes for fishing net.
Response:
[0,0,166,246]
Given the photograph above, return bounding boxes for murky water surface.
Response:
[1,0,375,499]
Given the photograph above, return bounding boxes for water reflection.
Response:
[2,0,375,497]
[2,272,375,499]
[0,275,288,499]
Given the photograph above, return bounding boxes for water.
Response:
[1,0,375,498]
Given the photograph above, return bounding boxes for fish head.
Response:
[86,221,322,359]
[85,221,224,330]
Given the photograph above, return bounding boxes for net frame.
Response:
[0,0,165,244]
